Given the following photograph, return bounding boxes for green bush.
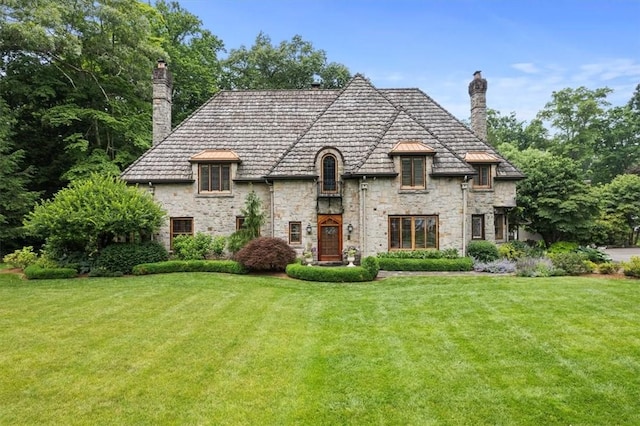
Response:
[467,241,499,262]
[172,233,215,260]
[95,242,169,274]
[622,256,640,278]
[377,250,443,259]
[24,265,77,280]
[211,236,227,257]
[440,248,460,259]
[286,262,375,282]
[549,252,590,276]
[515,257,555,278]
[576,246,611,263]
[498,242,525,260]
[548,241,579,254]
[132,260,246,275]
[361,256,380,279]
[597,262,619,275]
[377,257,473,272]
[2,246,38,269]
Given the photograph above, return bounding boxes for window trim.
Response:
[321,154,338,193]
[494,213,505,241]
[471,214,485,240]
[289,221,302,245]
[400,156,426,189]
[199,163,231,193]
[170,217,193,249]
[388,215,438,250]
[236,216,245,231]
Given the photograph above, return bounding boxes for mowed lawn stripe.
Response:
[1,273,640,425]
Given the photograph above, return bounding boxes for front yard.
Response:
[1,271,639,424]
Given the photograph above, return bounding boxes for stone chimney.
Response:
[468,70,488,140]
[153,59,173,145]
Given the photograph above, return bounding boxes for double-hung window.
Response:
[170,217,193,249]
[472,214,485,240]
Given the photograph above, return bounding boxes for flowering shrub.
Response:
[515,257,556,277]
[473,258,516,274]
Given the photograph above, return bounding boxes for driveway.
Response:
[602,247,640,262]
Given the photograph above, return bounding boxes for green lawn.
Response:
[1,272,639,425]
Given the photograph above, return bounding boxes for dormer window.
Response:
[190,150,240,194]
[390,141,435,190]
[465,152,499,189]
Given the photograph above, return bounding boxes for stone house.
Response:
[121,62,523,260]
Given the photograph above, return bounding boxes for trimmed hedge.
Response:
[24,265,77,280]
[377,257,473,271]
[132,259,246,275]
[286,261,377,282]
[95,242,169,274]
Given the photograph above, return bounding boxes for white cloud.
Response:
[511,63,540,74]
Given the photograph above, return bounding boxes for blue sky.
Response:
[178,0,640,122]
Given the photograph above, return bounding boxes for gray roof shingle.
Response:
[121,75,523,183]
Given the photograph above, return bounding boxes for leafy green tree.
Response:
[227,188,266,253]
[221,32,351,90]
[595,174,640,246]
[507,148,599,245]
[537,87,612,178]
[24,174,166,258]
[0,99,40,255]
[487,109,549,150]
[153,0,225,124]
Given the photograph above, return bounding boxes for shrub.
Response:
[95,241,169,274]
[622,256,640,278]
[597,262,619,275]
[467,241,499,262]
[55,251,92,274]
[440,248,460,259]
[211,236,227,257]
[24,265,77,280]
[548,252,591,276]
[377,257,473,272]
[286,263,375,282]
[132,260,246,275]
[2,246,38,269]
[576,246,611,263]
[515,257,556,277]
[548,241,579,254]
[498,242,525,260]
[360,256,380,279]
[173,233,215,260]
[234,237,297,272]
[473,258,516,274]
[377,250,443,259]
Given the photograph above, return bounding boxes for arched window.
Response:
[322,154,337,193]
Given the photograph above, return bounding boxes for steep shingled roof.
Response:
[121,75,523,183]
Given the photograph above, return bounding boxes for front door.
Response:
[318,214,342,261]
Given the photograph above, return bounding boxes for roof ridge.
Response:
[266,75,375,176]
[353,108,402,173]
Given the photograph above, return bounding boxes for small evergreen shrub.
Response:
[286,263,375,282]
[467,241,499,262]
[172,233,215,260]
[549,252,590,276]
[377,257,473,271]
[597,262,619,275]
[3,246,38,269]
[473,258,516,274]
[24,265,77,280]
[234,237,296,272]
[95,241,169,274]
[548,241,579,254]
[132,260,246,275]
[515,257,555,277]
[360,256,380,279]
[622,256,640,278]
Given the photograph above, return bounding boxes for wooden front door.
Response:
[318,214,342,261]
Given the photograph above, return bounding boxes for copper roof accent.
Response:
[390,140,436,155]
[464,151,500,163]
[190,149,240,162]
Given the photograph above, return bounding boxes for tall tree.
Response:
[594,174,640,246]
[0,0,165,193]
[487,109,548,150]
[153,0,224,125]
[221,32,351,90]
[537,86,611,179]
[506,148,599,245]
[0,99,40,255]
